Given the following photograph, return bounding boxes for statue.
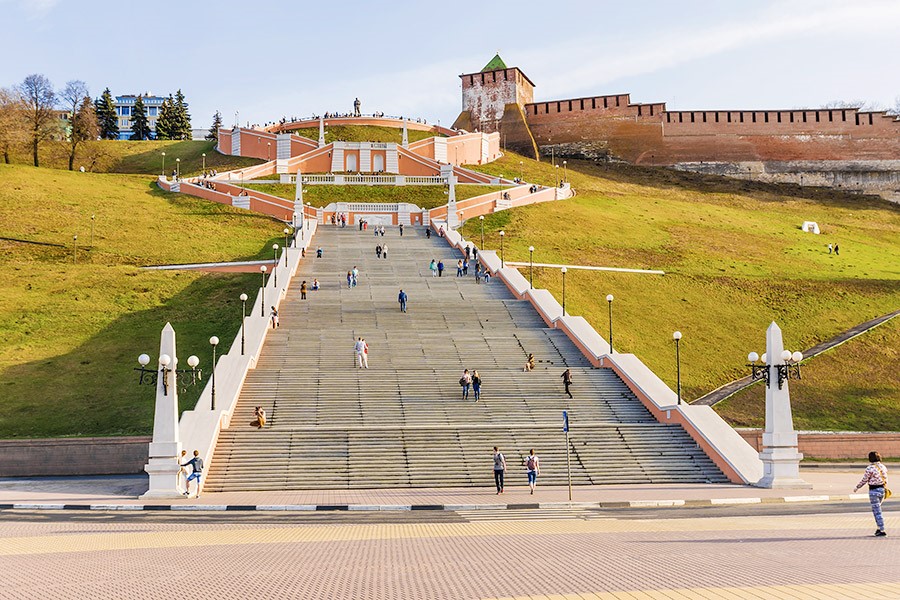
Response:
[353,97,361,117]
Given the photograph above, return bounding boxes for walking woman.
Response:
[472,370,482,402]
[561,368,573,399]
[853,451,889,536]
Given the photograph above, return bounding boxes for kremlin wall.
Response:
[453,55,900,201]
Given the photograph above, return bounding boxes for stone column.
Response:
[755,321,810,489]
[140,323,183,499]
[401,121,409,148]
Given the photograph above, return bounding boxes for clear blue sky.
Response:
[2,0,898,129]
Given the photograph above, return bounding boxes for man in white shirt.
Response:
[354,338,367,368]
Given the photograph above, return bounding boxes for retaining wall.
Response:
[0,437,150,477]
[738,430,900,459]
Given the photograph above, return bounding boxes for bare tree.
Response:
[19,74,58,167]
[60,81,100,170]
[0,87,28,164]
[824,99,886,111]
[887,96,900,117]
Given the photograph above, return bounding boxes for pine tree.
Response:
[206,110,222,141]
[173,89,191,140]
[129,95,151,140]
[154,96,174,140]
[95,88,118,140]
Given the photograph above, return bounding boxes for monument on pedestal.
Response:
[140,323,184,499]
[750,322,811,489]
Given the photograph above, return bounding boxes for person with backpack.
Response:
[492,446,506,494]
[853,451,890,536]
[181,449,204,498]
[524,449,541,495]
[471,370,482,402]
[460,369,472,400]
[561,368,573,399]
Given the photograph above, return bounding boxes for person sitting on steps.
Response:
[524,353,535,372]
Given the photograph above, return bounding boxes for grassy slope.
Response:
[7,140,263,176]
[717,317,900,431]
[245,183,506,210]
[290,125,439,145]
[465,152,900,430]
[0,164,284,437]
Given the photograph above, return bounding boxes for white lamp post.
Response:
[561,266,567,314]
[201,153,206,172]
[673,331,683,404]
[499,230,505,268]
[528,246,535,289]
[272,244,279,286]
[260,265,267,316]
[479,215,485,249]
[239,293,248,355]
[606,294,614,353]
[209,336,219,411]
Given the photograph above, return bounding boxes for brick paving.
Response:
[0,509,896,599]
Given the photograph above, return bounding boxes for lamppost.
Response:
[161,152,166,176]
[209,336,219,411]
[240,293,248,355]
[519,160,524,181]
[135,352,201,395]
[606,294,614,353]
[272,244,279,287]
[90,215,95,247]
[563,160,567,184]
[479,215,485,249]
[528,245,535,289]
[283,227,291,254]
[499,230,505,268]
[260,265,267,316]
[747,349,803,390]
[561,266,567,314]
[202,153,206,172]
[673,331,683,404]
[73,235,78,264]
[175,158,180,180]
[555,164,560,187]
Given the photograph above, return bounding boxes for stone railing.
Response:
[177,220,319,494]
[430,219,763,486]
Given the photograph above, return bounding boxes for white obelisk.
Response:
[756,321,810,488]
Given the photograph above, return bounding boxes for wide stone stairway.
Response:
[205,225,727,491]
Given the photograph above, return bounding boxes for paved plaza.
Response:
[0,502,897,599]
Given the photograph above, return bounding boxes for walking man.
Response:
[382,244,388,259]
[465,245,471,260]
[181,449,204,498]
[460,368,472,400]
[398,289,408,313]
[492,446,506,494]
[300,280,308,300]
[437,260,444,277]
[354,337,367,368]
[524,449,541,495]
[376,244,382,258]
[352,266,359,287]
[399,223,404,236]
[561,368,573,399]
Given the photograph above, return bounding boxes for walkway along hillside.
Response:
[204,225,727,491]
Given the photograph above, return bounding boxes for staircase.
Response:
[205,226,727,491]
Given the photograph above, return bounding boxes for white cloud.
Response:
[522,0,900,99]
[18,0,59,18]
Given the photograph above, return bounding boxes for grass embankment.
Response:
[718,317,900,431]
[0,164,285,437]
[7,140,262,176]
[464,152,900,430]
[244,183,506,210]
[290,125,439,145]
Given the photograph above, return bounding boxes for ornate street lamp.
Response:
[161,152,166,176]
[135,352,201,396]
[747,349,803,390]
[499,230,505,268]
[201,153,206,172]
[479,215,485,249]
[272,244,279,287]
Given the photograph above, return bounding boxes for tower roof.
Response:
[481,54,507,72]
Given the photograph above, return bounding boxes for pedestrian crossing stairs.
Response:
[204,226,728,491]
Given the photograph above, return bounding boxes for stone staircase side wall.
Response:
[177,221,319,494]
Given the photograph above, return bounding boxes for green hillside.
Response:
[0,164,284,437]
[7,139,262,176]
[464,152,900,430]
[290,125,440,145]
[245,183,506,210]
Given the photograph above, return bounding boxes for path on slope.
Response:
[207,225,726,491]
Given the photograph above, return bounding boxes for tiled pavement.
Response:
[0,508,896,599]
